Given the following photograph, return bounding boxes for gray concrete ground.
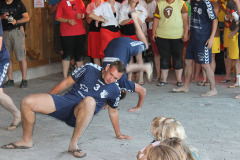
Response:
[0,71,240,160]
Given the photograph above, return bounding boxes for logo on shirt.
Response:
[100,90,109,98]
[193,7,202,15]
[80,84,88,92]
[130,41,144,47]
[164,6,173,18]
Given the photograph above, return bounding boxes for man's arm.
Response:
[128,84,146,112]
[206,19,218,49]
[11,12,29,26]
[108,106,132,140]
[181,3,189,42]
[152,5,160,42]
[49,75,75,94]
[48,3,59,15]
[234,0,240,13]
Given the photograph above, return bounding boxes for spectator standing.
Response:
[86,0,104,66]
[152,0,188,87]
[173,0,218,97]
[55,0,86,79]
[0,0,29,88]
[0,18,21,130]
[146,0,161,81]
[48,0,63,55]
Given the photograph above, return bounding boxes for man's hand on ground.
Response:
[117,134,133,140]
[128,107,141,112]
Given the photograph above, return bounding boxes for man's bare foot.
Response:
[200,89,217,97]
[128,107,141,112]
[146,62,153,83]
[234,94,240,99]
[68,145,86,158]
[172,87,189,93]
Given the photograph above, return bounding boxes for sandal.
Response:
[1,143,30,149]
[157,81,168,87]
[7,122,22,130]
[228,84,240,88]
[68,149,87,158]
[220,79,231,83]
[176,82,183,87]
[198,81,209,86]
[138,81,145,85]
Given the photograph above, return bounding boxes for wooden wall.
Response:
[13,0,90,71]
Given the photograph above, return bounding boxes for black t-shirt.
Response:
[0,0,27,31]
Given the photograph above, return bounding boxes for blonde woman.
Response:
[89,0,121,57]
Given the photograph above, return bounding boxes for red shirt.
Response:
[55,0,86,36]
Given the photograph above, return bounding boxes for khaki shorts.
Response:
[3,27,26,61]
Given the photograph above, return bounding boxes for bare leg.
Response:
[2,94,56,148]
[19,59,27,80]
[200,63,217,97]
[0,88,21,130]
[160,69,169,83]
[126,59,153,83]
[229,59,240,87]
[175,69,183,83]
[135,53,144,83]
[128,58,134,81]
[173,59,193,92]
[62,60,71,79]
[76,61,84,68]
[93,58,101,66]
[192,63,201,82]
[223,48,232,81]
[153,54,160,80]
[68,96,96,158]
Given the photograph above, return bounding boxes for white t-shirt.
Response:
[93,1,122,27]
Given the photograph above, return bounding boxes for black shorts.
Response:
[61,34,86,62]
[155,37,184,69]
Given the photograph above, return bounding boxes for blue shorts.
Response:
[48,93,83,127]
[185,40,212,64]
[0,58,9,88]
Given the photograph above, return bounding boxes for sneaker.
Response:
[3,80,15,88]
[20,80,28,88]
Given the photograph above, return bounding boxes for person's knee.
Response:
[173,59,183,70]
[81,96,96,111]
[21,96,34,111]
[62,54,71,61]
[160,58,171,69]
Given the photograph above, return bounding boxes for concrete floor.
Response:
[0,71,239,160]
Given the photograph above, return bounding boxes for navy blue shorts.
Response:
[185,40,212,64]
[0,58,9,88]
[48,94,83,127]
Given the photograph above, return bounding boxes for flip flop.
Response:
[138,81,145,85]
[7,122,22,130]
[1,143,30,149]
[228,84,240,88]
[157,82,168,87]
[220,79,231,83]
[68,149,87,158]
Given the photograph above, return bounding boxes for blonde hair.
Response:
[162,138,195,160]
[161,121,187,142]
[147,145,181,160]
[150,116,166,141]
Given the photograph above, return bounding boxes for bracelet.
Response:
[82,13,85,19]
[67,19,69,23]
